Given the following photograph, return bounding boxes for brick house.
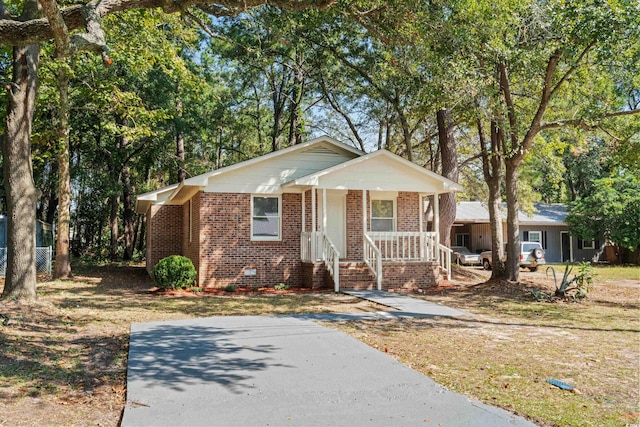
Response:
[135,136,463,291]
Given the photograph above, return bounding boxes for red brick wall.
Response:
[301,262,329,289]
[346,190,365,260]
[198,192,302,288]
[147,204,183,273]
[397,192,421,232]
[182,193,201,281]
[382,261,440,290]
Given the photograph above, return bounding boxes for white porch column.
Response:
[433,193,440,261]
[419,193,425,259]
[362,189,367,235]
[311,187,317,261]
[362,189,367,258]
[301,190,306,232]
[322,188,327,231]
[419,193,424,233]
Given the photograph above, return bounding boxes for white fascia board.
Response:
[285,149,464,192]
[181,136,364,189]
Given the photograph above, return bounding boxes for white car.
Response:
[451,246,481,266]
[480,242,545,272]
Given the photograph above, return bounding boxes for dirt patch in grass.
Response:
[0,264,382,427]
[333,265,640,427]
[1,263,637,426]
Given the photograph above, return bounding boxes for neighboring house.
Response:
[452,201,602,263]
[136,136,463,291]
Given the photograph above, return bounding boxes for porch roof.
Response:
[282,149,464,194]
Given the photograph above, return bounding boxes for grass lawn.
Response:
[0,263,638,426]
[333,265,640,427]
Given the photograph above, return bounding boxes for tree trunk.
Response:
[288,50,305,146]
[437,109,458,248]
[1,42,40,300]
[54,64,72,279]
[505,158,520,281]
[175,83,185,182]
[109,194,119,260]
[122,165,136,261]
[479,119,506,279]
[136,215,146,253]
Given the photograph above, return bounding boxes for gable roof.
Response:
[136,136,363,213]
[455,201,567,225]
[136,136,464,214]
[283,149,463,193]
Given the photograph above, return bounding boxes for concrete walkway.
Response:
[343,289,468,317]
[122,316,536,427]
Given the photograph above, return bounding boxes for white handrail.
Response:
[363,234,382,290]
[321,234,340,292]
[366,231,437,261]
[438,243,452,280]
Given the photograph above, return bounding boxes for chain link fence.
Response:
[0,247,52,276]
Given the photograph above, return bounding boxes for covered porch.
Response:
[283,150,462,291]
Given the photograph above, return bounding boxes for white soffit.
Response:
[285,150,464,193]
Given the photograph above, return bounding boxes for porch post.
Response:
[311,187,317,261]
[322,188,327,231]
[362,189,367,235]
[301,190,306,232]
[419,193,425,259]
[433,193,440,261]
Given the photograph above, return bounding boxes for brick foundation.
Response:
[301,262,330,289]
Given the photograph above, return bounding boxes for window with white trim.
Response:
[371,199,396,232]
[581,239,595,250]
[528,231,542,244]
[251,195,281,240]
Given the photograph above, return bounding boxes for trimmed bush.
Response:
[153,255,197,290]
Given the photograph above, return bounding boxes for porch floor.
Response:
[343,290,467,317]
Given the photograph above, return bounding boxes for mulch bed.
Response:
[149,286,328,296]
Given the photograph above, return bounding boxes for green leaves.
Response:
[567,170,640,250]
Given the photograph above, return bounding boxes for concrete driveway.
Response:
[122,316,536,426]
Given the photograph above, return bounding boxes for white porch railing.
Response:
[363,234,382,290]
[321,235,340,292]
[366,231,437,261]
[438,243,452,280]
[300,231,322,262]
[301,231,451,289]
[301,231,340,291]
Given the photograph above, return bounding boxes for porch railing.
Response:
[366,231,437,261]
[301,231,340,291]
[438,243,452,281]
[321,235,340,292]
[363,234,382,290]
[300,231,322,262]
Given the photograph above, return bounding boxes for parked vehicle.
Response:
[480,242,545,272]
[451,246,481,266]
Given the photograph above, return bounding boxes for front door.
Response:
[561,231,571,262]
[319,190,347,258]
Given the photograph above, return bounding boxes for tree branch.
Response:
[0,0,336,46]
[549,41,595,98]
[539,108,640,131]
[517,48,563,159]
[38,0,71,57]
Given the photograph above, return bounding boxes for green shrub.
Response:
[274,283,288,291]
[153,255,197,290]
